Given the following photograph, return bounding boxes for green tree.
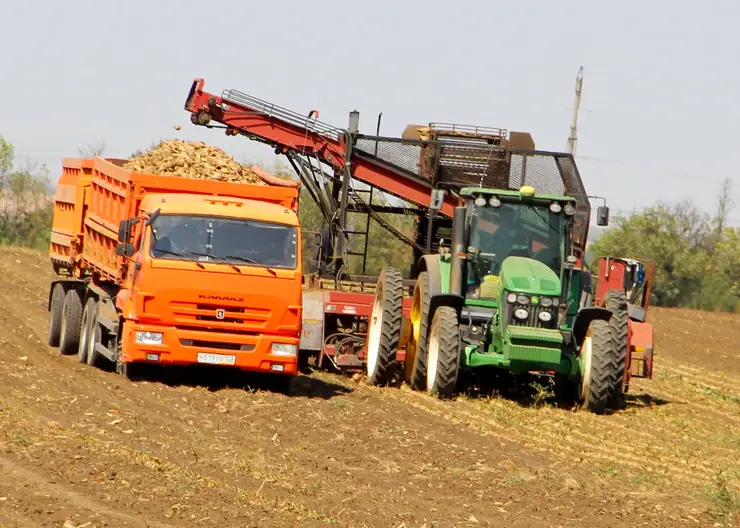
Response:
[0,136,53,250]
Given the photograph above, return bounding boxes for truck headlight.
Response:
[271,343,297,357]
[538,311,553,323]
[514,308,528,320]
[135,331,163,345]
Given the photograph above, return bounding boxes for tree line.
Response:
[588,179,739,312]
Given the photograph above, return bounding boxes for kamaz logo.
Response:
[199,294,244,302]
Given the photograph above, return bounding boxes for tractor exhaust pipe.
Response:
[449,206,467,296]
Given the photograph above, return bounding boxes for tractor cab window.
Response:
[466,201,566,298]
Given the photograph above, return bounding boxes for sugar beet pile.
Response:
[123,140,267,185]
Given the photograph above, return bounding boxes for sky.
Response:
[2,0,739,230]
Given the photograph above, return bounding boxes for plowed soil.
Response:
[0,247,738,528]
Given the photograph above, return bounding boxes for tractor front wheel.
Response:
[425,306,460,399]
[404,271,431,390]
[579,319,615,414]
[366,267,403,386]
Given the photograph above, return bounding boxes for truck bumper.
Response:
[121,322,299,375]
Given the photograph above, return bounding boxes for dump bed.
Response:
[50,157,299,283]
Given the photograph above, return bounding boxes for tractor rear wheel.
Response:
[426,306,460,399]
[366,267,403,386]
[604,290,629,408]
[404,271,431,390]
[579,319,615,414]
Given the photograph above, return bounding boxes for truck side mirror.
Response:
[117,220,130,243]
[116,243,135,258]
[596,205,610,226]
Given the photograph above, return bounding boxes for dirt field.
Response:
[0,247,738,528]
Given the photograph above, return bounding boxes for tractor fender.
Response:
[416,255,442,297]
[572,306,612,347]
[429,294,465,321]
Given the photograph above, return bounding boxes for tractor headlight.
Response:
[507,292,517,303]
[514,308,529,320]
[540,297,553,307]
[538,311,553,323]
[516,294,530,305]
[564,203,576,216]
[550,203,562,213]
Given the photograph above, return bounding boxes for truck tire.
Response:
[579,319,615,414]
[59,289,83,355]
[86,301,104,368]
[48,284,65,347]
[78,298,96,364]
[604,290,629,408]
[425,306,460,399]
[404,271,431,390]
[366,267,403,386]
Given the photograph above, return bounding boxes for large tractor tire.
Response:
[59,289,83,356]
[366,267,403,386]
[425,306,461,399]
[579,319,615,414]
[48,283,65,347]
[404,271,431,390]
[604,290,629,408]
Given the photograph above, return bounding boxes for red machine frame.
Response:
[594,256,656,393]
[184,78,594,373]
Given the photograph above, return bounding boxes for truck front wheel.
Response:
[59,289,83,355]
[366,267,403,386]
[426,306,460,399]
[48,284,65,347]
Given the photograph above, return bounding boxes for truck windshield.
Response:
[149,214,297,270]
[466,202,566,297]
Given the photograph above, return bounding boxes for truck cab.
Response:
[117,193,302,375]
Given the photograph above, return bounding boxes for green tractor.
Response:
[365,184,620,414]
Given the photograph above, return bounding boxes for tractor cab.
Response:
[460,185,577,318]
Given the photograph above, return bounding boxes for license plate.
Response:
[197,352,236,366]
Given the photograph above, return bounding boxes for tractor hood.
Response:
[499,256,562,296]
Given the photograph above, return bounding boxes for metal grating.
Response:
[353,136,591,249]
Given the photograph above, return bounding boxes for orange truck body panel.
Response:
[49,157,302,375]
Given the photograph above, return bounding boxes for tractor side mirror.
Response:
[596,205,610,226]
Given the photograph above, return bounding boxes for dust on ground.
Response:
[0,247,738,527]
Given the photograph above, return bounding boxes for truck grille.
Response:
[171,301,270,328]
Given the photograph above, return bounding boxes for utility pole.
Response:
[567,66,583,155]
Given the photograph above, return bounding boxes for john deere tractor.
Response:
[365,185,621,414]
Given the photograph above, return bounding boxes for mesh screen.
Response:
[354,137,590,247]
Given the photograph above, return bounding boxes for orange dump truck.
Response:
[46,157,302,388]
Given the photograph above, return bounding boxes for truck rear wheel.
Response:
[404,271,431,390]
[86,301,104,368]
[366,267,403,386]
[59,289,83,355]
[579,319,615,414]
[48,284,65,347]
[604,290,629,408]
[78,298,96,364]
[426,306,460,399]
